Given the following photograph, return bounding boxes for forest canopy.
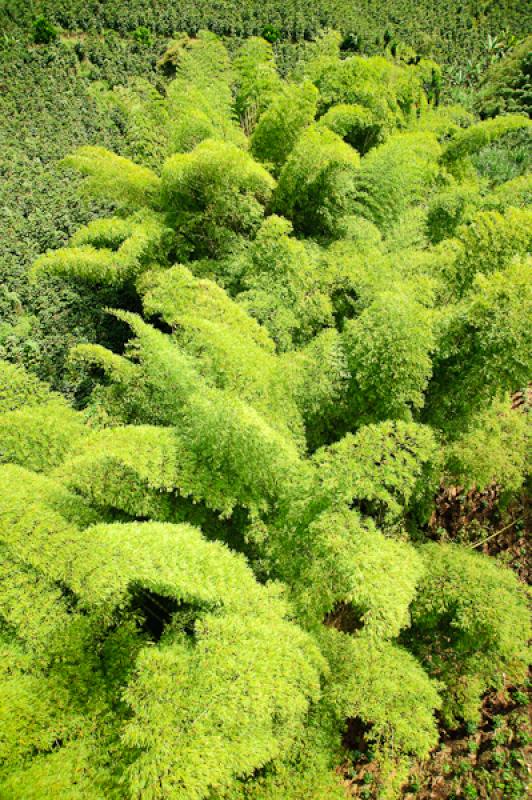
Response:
[0,25,530,800]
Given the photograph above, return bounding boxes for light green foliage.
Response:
[445,398,530,493]
[427,257,532,429]
[170,31,234,103]
[0,361,87,471]
[290,30,342,82]
[53,425,182,520]
[0,464,99,530]
[71,315,208,426]
[162,140,275,257]
[312,421,440,524]
[167,32,246,153]
[484,173,532,212]
[32,247,121,285]
[446,206,532,298]
[251,81,318,174]
[233,37,282,129]
[67,316,303,517]
[274,125,360,236]
[140,263,304,441]
[322,628,441,758]
[140,263,275,352]
[71,217,138,250]
[411,58,442,106]
[319,103,388,154]
[295,509,424,637]
[441,115,532,175]
[310,54,414,124]
[407,544,530,725]
[349,131,441,230]
[124,604,323,799]
[0,471,324,800]
[288,328,350,447]
[0,399,86,472]
[33,212,173,286]
[0,360,53,412]
[223,747,347,800]
[61,146,161,208]
[90,79,171,168]
[55,410,299,520]
[408,104,474,140]
[0,737,118,800]
[46,520,275,613]
[383,206,429,253]
[0,553,73,650]
[334,214,383,250]
[236,216,334,350]
[342,291,434,422]
[4,33,531,800]
[459,257,531,389]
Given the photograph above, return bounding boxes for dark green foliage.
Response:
[32,16,58,44]
[0,39,133,392]
[471,127,532,186]
[4,0,529,73]
[261,25,282,44]
[89,78,172,168]
[476,35,532,118]
[441,115,532,176]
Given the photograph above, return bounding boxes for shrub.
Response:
[32,16,58,44]
[406,544,530,726]
[262,25,282,44]
[132,25,153,46]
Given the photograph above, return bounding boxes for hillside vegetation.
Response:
[3,0,531,69]
[0,13,530,800]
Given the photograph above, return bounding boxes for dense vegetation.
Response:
[2,0,531,73]
[0,8,530,800]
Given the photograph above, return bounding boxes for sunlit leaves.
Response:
[6,31,532,799]
[61,146,161,208]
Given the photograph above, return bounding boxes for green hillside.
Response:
[0,5,530,800]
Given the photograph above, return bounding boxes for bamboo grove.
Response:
[0,31,530,800]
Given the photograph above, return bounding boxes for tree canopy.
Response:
[1,32,530,800]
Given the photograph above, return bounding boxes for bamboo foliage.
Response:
[1,33,530,800]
